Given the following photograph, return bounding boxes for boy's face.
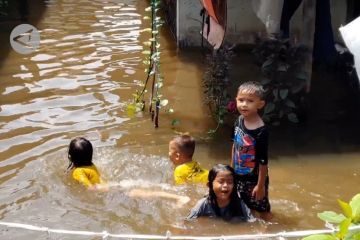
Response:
[236,91,265,118]
[168,140,180,165]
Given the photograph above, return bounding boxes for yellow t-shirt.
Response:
[174,160,209,185]
[72,165,102,187]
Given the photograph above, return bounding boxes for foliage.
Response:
[203,47,234,133]
[127,0,172,128]
[302,193,360,240]
[0,0,9,16]
[252,38,309,125]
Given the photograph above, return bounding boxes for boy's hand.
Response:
[252,184,265,201]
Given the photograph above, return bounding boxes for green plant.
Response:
[127,0,172,128]
[252,38,308,125]
[302,193,360,240]
[203,47,234,134]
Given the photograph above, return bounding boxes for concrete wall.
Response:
[176,0,347,47]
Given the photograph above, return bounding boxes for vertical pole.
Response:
[302,0,316,92]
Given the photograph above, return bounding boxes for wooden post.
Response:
[302,0,316,92]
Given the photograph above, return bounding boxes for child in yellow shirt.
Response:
[169,134,209,185]
[66,137,105,190]
[66,137,190,206]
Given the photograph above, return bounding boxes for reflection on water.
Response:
[0,0,359,239]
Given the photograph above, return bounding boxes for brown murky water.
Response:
[0,0,359,239]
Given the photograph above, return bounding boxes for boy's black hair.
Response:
[172,134,195,158]
[68,137,93,168]
[207,164,244,221]
[238,81,265,100]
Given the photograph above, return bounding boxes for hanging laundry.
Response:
[339,16,360,82]
[200,0,227,49]
[251,0,284,37]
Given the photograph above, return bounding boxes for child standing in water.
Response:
[169,134,209,185]
[187,164,253,222]
[231,81,272,220]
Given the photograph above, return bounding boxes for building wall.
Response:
[176,0,347,47]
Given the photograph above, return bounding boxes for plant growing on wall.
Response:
[127,0,172,128]
[302,193,360,240]
[252,39,309,125]
[203,47,234,134]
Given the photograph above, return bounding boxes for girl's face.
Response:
[212,170,234,206]
[236,91,265,118]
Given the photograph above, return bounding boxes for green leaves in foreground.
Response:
[302,193,360,240]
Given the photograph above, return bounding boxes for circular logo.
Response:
[10,24,40,54]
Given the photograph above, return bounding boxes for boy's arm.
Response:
[230,143,234,167]
[252,128,269,201]
[252,164,267,201]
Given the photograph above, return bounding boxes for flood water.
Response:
[0,0,359,239]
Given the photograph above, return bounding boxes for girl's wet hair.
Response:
[67,137,93,168]
[207,164,240,220]
[237,81,265,99]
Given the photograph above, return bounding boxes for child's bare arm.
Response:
[128,189,190,207]
[252,164,267,201]
[230,143,234,167]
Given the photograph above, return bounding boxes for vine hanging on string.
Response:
[127,0,172,128]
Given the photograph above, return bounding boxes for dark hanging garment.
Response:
[280,0,336,64]
[280,0,302,38]
[313,0,336,64]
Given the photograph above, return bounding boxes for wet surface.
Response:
[0,0,359,239]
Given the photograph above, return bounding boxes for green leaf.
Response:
[345,231,360,240]
[338,199,353,218]
[160,99,168,107]
[287,113,299,123]
[277,63,288,72]
[264,102,275,114]
[291,83,305,93]
[350,194,360,223]
[296,72,308,81]
[302,234,337,240]
[126,104,136,117]
[279,89,288,100]
[273,89,279,99]
[261,78,271,85]
[262,59,274,69]
[318,211,347,223]
[285,99,296,108]
[171,119,180,126]
[336,218,351,239]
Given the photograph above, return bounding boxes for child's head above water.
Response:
[237,81,265,100]
[168,134,195,165]
[208,164,237,207]
[68,137,93,168]
[236,81,266,117]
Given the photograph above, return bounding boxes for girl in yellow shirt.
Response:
[66,137,105,190]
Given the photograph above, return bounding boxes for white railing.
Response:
[1,221,360,239]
